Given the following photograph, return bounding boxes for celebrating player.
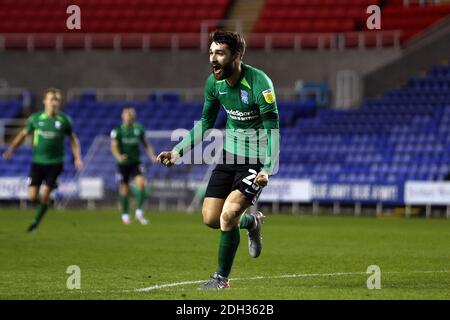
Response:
[2,88,83,232]
[157,30,280,289]
[110,106,157,225]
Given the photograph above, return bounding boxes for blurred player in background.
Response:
[158,30,280,289]
[110,106,157,225]
[2,88,83,232]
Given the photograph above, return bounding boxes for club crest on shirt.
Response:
[134,128,140,136]
[55,121,61,129]
[240,90,249,104]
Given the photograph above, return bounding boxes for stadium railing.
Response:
[402,0,447,6]
[0,31,403,52]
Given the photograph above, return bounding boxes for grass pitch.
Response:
[0,209,449,300]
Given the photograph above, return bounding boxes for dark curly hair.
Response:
[209,30,246,59]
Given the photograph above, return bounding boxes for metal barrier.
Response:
[0,31,403,53]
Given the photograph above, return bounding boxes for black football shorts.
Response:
[205,162,263,205]
[117,162,145,184]
[28,162,63,189]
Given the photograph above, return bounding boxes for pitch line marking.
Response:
[1,270,448,296]
[134,270,450,292]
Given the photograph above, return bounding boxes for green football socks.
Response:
[120,195,129,214]
[32,203,48,226]
[136,189,146,210]
[239,212,256,230]
[217,227,240,278]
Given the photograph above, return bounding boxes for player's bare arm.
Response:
[70,132,84,171]
[111,138,128,162]
[2,129,29,160]
[143,139,158,163]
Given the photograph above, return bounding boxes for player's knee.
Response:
[28,196,38,206]
[220,209,239,225]
[135,176,145,189]
[202,209,220,229]
[119,184,129,195]
[40,194,50,204]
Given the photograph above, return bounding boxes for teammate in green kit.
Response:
[110,107,157,225]
[2,88,83,232]
[157,30,280,289]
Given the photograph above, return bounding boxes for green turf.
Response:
[0,209,449,300]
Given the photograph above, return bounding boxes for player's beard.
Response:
[211,59,234,80]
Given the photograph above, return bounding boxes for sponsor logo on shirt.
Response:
[38,130,61,139]
[122,137,139,144]
[224,107,259,121]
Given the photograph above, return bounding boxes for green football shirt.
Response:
[24,111,73,165]
[173,63,280,174]
[110,123,145,165]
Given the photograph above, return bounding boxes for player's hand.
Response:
[157,150,179,168]
[118,154,128,162]
[255,170,269,187]
[2,147,14,160]
[74,157,84,171]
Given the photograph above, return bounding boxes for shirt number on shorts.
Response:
[242,169,260,190]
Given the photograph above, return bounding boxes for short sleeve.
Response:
[110,128,118,139]
[254,72,278,117]
[24,115,35,133]
[65,115,73,135]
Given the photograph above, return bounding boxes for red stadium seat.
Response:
[0,0,232,37]
[251,0,450,48]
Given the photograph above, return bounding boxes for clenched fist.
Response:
[255,170,269,187]
[157,150,180,168]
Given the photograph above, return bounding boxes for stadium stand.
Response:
[1,0,449,50]
[279,64,450,185]
[0,0,230,33]
[0,0,231,49]
[0,98,24,120]
[1,64,449,196]
[381,0,450,42]
[250,0,450,48]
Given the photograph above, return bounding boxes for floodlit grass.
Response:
[0,209,449,299]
